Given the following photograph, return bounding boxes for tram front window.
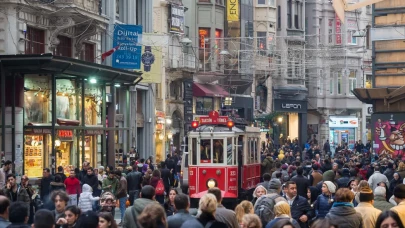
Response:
[200,139,211,163]
[213,139,224,163]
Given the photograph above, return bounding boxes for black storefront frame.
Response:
[273,99,308,148]
[0,54,143,174]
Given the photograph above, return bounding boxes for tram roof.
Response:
[189,126,245,133]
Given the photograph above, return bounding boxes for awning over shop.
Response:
[0,54,142,84]
[193,82,229,97]
[353,87,405,104]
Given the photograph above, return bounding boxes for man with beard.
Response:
[3,174,30,213]
[79,161,90,183]
[0,161,12,189]
[82,167,99,193]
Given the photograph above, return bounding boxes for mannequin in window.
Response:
[213,140,223,163]
[200,143,210,161]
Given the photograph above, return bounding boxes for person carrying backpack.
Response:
[254,178,287,226]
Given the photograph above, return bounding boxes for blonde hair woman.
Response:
[265,201,300,228]
[241,214,262,228]
[252,185,267,205]
[180,193,227,228]
[235,201,254,226]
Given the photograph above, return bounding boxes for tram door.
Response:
[237,135,244,194]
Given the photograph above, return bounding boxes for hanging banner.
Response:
[227,0,239,22]
[136,33,165,83]
[112,24,143,69]
[335,14,342,45]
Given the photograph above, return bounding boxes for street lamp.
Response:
[278,116,283,123]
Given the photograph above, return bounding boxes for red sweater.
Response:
[64,177,81,195]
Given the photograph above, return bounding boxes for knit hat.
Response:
[323,170,336,182]
[281,164,288,170]
[269,178,282,190]
[394,184,405,199]
[323,181,336,194]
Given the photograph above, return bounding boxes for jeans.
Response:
[68,194,77,206]
[129,190,139,206]
[119,197,127,221]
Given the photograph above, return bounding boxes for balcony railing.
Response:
[169,53,196,70]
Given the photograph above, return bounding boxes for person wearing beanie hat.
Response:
[391,184,405,225]
[314,181,336,219]
[269,178,282,192]
[316,170,336,193]
[355,186,382,228]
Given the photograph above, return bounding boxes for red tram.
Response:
[187,111,261,207]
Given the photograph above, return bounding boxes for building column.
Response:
[130,86,137,150]
[143,85,155,160]
[107,86,116,167]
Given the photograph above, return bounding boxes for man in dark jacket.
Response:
[284,181,314,228]
[7,202,30,228]
[208,187,239,228]
[126,165,142,206]
[56,166,67,183]
[336,168,351,189]
[160,161,171,195]
[79,161,90,183]
[165,154,175,186]
[291,167,310,198]
[167,193,196,228]
[40,168,54,210]
[261,153,274,177]
[82,167,99,195]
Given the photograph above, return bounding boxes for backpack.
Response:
[155,179,165,195]
[254,194,283,225]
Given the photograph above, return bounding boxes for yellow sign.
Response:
[138,45,163,83]
[227,0,239,21]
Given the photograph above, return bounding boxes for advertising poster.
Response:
[112,24,143,69]
[24,135,44,178]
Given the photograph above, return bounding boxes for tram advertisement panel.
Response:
[227,167,238,197]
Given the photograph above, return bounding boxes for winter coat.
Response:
[314,194,334,219]
[116,176,127,199]
[50,182,65,192]
[265,216,300,228]
[261,157,274,175]
[336,176,351,189]
[180,213,227,228]
[290,175,310,198]
[167,209,196,228]
[373,196,394,211]
[310,171,323,186]
[102,177,118,194]
[5,224,30,228]
[78,184,100,212]
[82,174,99,194]
[0,217,10,228]
[368,171,389,190]
[122,198,160,228]
[354,202,381,228]
[284,195,314,228]
[325,204,363,228]
[39,175,54,201]
[126,171,142,191]
[384,168,395,182]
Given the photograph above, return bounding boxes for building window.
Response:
[25,27,45,54]
[287,0,292,28]
[215,0,224,5]
[349,70,357,95]
[330,77,334,95]
[328,19,334,44]
[215,29,222,48]
[258,0,266,4]
[198,0,210,2]
[116,0,120,19]
[195,97,213,115]
[269,0,275,6]
[318,70,323,95]
[54,36,72,57]
[287,48,292,77]
[277,6,281,29]
[80,43,95,63]
[199,28,210,49]
[347,30,358,45]
[337,72,342,95]
[257,32,267,55]
[366,74,372,88]
[366,25,371,49]
[294,1,299,29]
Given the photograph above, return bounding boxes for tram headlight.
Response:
[206,178,217,189]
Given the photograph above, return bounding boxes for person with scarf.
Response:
[325,188,363,228]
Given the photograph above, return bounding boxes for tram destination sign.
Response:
[199,111,229,125]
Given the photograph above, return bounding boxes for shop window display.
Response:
[24,135,44,177]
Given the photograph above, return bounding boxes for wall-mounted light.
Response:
[167,132,173,139]
[277,117,283,123]
[55,139,61,147]
[89,78,97,84]
[114,83,121,87]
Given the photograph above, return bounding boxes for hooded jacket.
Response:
[78,184,100,212]
[122,198,159,228]
[325,203,363,228]
[261,156,274,175]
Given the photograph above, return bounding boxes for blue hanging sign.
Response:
[112,24,143,69]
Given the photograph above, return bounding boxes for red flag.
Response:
[101,45,120,62]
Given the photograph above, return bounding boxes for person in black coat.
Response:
[126,165,142,206]
[160,161,172,194]
[283,181,315,228]
[290,167,310,198]
[82,167,99,196]
[165,154,175,187]
[40,168,54,210]
[336,168,351,189]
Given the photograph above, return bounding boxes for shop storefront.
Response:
[329,116,358,151]
[0,54,142,175]
[273,99,308,147]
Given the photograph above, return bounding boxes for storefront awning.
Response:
[353,87,404,104]
[0,54,142,84]
[193,82,229,97]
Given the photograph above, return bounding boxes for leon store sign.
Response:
[329,117,359,128]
